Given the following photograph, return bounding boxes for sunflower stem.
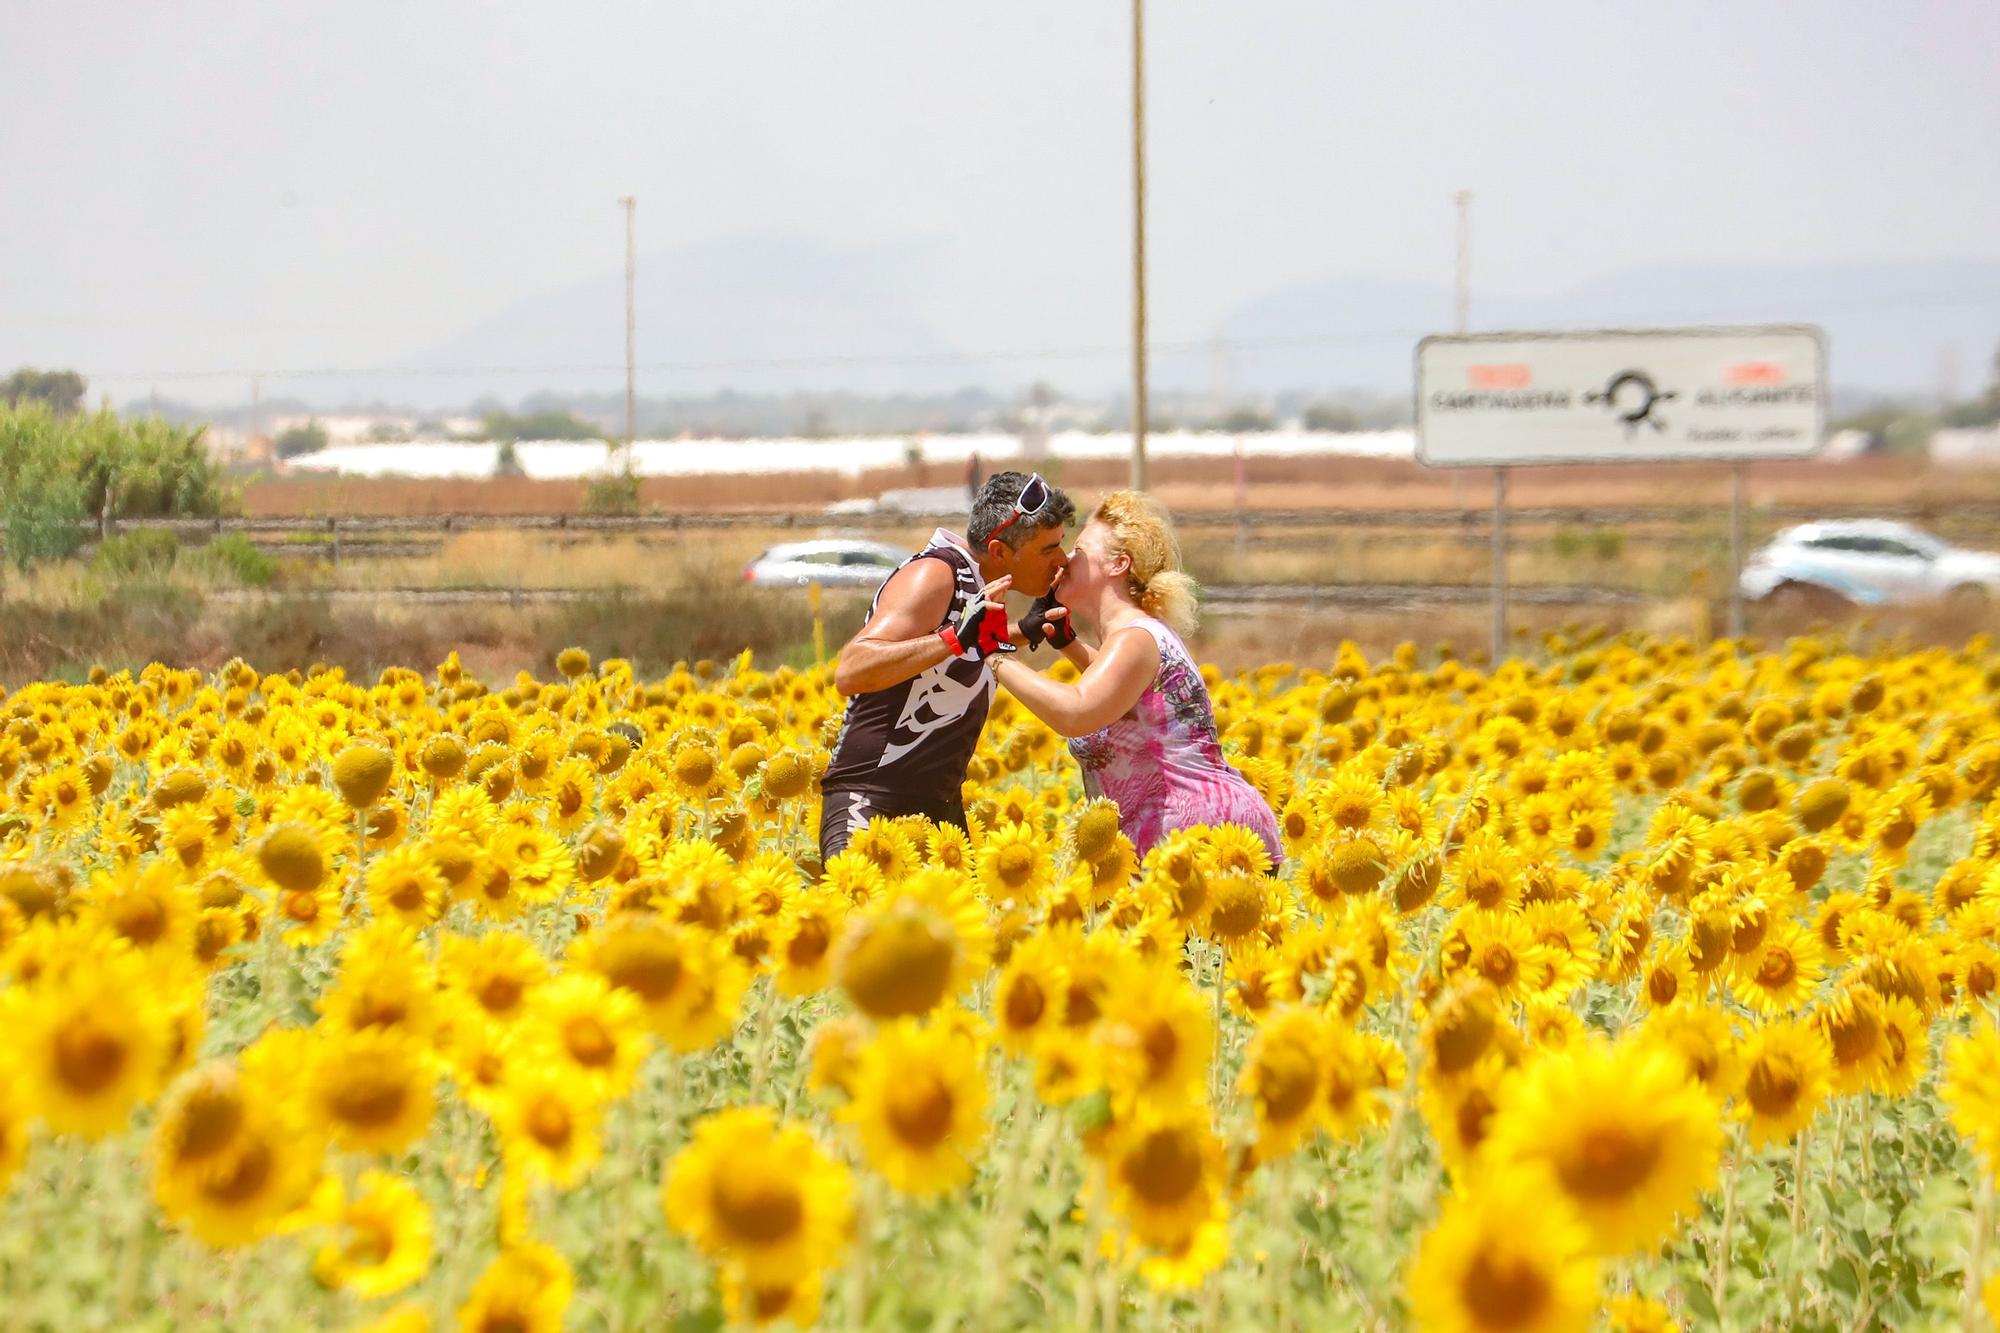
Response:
[746,980,780,1103]
[1788,1122,1810,1326]
[1266,1151,1296,1332]
[351,804,369,916]
[981,1076,1039,1329]
[1209,940,1228,1107]
[1968,1170,1994,1332]
[1374,986,1419,1236]
[843,1172,878,1328]
[1708,1126,1741,1323]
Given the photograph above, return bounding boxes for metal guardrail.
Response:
[71,499,2000,540]
[197,581,1644,610]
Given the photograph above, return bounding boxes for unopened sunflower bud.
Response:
[332,743,395,809]
[420,734,467,780]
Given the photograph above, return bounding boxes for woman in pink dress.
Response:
[990,491,1282,867]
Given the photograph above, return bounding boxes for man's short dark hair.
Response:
[968,470,1078,549]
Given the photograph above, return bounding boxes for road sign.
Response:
[1416,325,1825,466]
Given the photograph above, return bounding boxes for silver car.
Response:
[1739,519,2000,607]
[742,539,908,588]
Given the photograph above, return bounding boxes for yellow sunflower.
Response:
[1735,1017,1832,1148]
[833,870,990,1021]
[841,1015,990,1197]
[663,1105,852,1285]
[974,818,1056,908]
[1483,1037,1722,1256]
[437,931,549,1028]
[1730,919,1825,1015]
[363,842,448,930]
[773,887,844,998]
[1104,1105,1226,1248]
[517,970,651,1101]
[1407,1169,1598,1333]
[5,952,169,1138]
[1236,1007,1329,1157]
[308,1169,434,1297]
[993,926,1071,1054]
[454,1242,573,1333]
[494,1060,605,1187]
[1097,961,1215,1110]
[1944,1019,2000,1175]
[305,1026,437,1156]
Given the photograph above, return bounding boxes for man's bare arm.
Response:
[831,559,958,696]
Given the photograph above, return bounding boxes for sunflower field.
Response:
[6,633,2000,1331]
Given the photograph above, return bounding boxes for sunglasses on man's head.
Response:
[987,474,1052,543]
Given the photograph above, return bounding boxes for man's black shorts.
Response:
[817,785,968,863]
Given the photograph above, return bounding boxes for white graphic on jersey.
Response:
[878,661,993,768]
[846,790,871,836]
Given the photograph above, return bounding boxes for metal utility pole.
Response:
[1455,190,1507,663]
[619,196,637,463]
[1728,464,1747,639]
[1453,190,1472,335]
[1129,0,1149,490]
[1453,191,1471,513]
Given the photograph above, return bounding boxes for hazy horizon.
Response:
[6,2,1999,407]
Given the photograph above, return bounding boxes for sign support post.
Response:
[1490,469,1508,664]
[1728,463,1747,639]
[1414,325,1826,658]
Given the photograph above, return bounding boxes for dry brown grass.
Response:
[245,454,2000,519]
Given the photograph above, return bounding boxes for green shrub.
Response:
[187,533,277,587]
[92,529,180,578]
[582,470,642,517]
[0,401,234,572]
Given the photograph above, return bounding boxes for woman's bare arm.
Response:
[991,625,1157,737]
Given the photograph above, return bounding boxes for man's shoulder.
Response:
[881,550,960,596]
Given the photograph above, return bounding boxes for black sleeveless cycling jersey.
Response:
[820,530,993,824]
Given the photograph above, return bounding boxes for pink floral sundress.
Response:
[1065,616,1283,866]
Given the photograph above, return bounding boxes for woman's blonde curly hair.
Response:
[1091,490,1199,639]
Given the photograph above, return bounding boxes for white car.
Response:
[1739,519,2000,608]
[742,539,908,588]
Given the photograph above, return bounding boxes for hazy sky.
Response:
[5,1,1998,402]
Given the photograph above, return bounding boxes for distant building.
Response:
[1933,428,2000,467]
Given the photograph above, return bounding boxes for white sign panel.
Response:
[1416,325,1825,466]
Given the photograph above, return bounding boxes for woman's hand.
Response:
[1017,592,1075,649]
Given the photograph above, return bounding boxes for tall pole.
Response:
[1129,0,1149,490]
[619,196,637,464]
[1728,463,1747,639]
[1456,189,1506,662]
[1453,190,1471,512]
[1491,468,1508,665]
[1453,190,1471,335]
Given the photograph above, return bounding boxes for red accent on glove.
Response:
[938,626,965,656]
[976,605,1009,654]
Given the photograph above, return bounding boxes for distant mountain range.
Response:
[370,233,992,405]
[344,240,1998,408]
[1210,259,2000,404]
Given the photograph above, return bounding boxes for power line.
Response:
[72,285,2000,386]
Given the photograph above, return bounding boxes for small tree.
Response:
[581,469,642,516]
[1212,406,1276,433]
[1,367,87,417]
[1303,402,1362,433]
[274,420,329,458]
[0,405,87,570]
[478,410,604,442]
